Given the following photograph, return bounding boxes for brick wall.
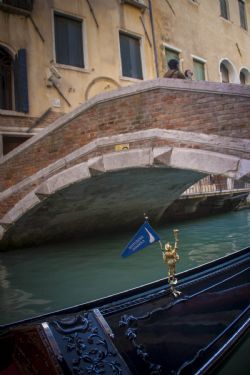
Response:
[0,79,250,212]
[0,110,63,130]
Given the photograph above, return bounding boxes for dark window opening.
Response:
[2,134,31,156]
[54,13,84,68]
[220,0,229,20]
[240,71,246,84]
[220,63,229,83]
[165,48,180,66]
[0,47,13,110]
[119,32,143,80]
[1,1,33,11]
[239,0,247,30]
[0,46,29,113]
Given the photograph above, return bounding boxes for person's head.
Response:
[168,59,179,70]
[185,69,193,79]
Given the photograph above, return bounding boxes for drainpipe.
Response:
[148,0,159,78]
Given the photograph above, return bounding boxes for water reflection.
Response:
[0,209,249,325]
[0,262,50,322]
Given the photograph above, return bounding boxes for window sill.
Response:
[0,109,30,117]
[240,26,248,33]
[55,63,90,74]
[120,0,147,11]
[120,76,144,83]
[220,16,232,24]
[188,0,200,6]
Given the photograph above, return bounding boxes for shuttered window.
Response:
[238,0,247,30]
[220,0,229,20]
[14,49,29,112]
[119,32,143,80]
[193,59,205,81]
[0,46,13,110]
[165,48,179,65]
[54,13,84,68]
[0,46,29,112]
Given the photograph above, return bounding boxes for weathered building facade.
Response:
[154,0,250,83]
[0,0,250,157]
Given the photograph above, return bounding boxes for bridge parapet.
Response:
[1,78,250,190]
[0,79,250,248]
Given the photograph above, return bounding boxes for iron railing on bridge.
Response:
[182,176,250,196]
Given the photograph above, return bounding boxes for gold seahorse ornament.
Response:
[162,229,181,297]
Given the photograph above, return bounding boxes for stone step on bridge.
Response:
[0,78,250,249]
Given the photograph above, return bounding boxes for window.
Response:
[0,0,33,12]
[54,13,84,68]
[2,134,31,156]
[219,0,229,20]
[165,48,180,65]
[220,62,229,82]
[193,59,205,80]
[240,68,250,84]
[240,71,246,84]
[0,46,28,112]
[0,46,13,110]
[238,0,247,30]
[119,32,143,80]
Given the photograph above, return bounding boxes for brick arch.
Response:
[1,145,249,249]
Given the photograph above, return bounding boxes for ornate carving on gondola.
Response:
[119,314,162,375]
[50,311,131,374]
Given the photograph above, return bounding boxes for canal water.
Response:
[0,209,250,325]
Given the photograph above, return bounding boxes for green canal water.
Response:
[0,209,250,325]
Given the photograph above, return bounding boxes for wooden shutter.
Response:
[120,33,143,79]
[193,60,205,81]
[14,48,29,113]
[54,13,84,68]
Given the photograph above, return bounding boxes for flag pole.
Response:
[143,213,163,251]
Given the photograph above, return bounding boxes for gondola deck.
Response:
[0,247,249,375]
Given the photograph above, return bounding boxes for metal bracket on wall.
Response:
[86,0,99,28]
[28,15,45,43]
[140,15,152,47]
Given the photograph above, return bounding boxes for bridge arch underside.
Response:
[0,146,249,250]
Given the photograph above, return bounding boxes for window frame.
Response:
[0,45,14,111]
[163,43,182,71]
[239,67,250,84]
[219,0,230,20]
[192,55,207,81]
[238,0,248,30]
[119,30,145,81]
[52,9,88,71]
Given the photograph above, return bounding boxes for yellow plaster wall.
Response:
[153,0,250,82]
[1,0,250,120]
[0,0,156,117]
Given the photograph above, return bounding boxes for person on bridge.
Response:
[184,69,194,80]
[164,59,185,79]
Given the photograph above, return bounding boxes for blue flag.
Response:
[121,221,161,258]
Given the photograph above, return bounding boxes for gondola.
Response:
[0,246,249,375]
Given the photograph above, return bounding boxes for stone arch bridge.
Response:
[0,79,250,249]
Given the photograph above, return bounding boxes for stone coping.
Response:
[1,78,250,165]
[1,146,249,231]
[0,128,249,201]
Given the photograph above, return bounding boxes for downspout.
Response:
[148,0,159,77]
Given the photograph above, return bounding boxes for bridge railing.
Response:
[182,176,250,196]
